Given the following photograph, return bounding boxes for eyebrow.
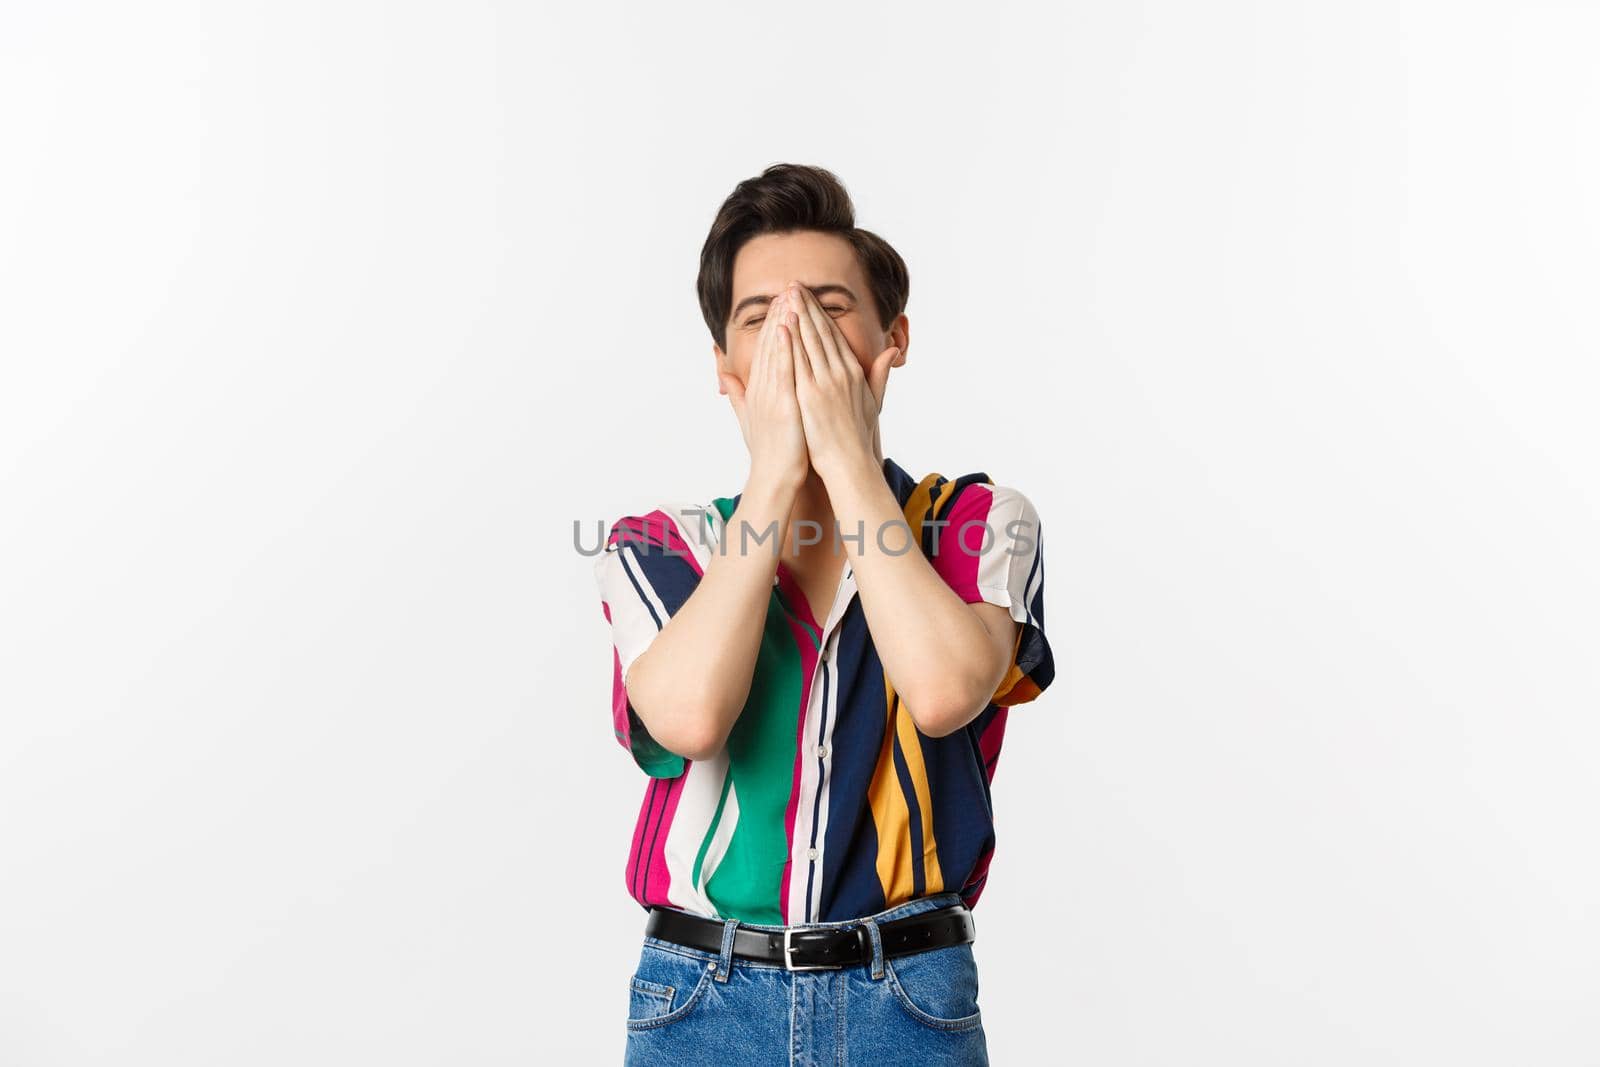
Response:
[730,284,858,321]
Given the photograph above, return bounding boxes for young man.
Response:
[592,163,1054,1065]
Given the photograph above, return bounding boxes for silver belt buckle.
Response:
[783,927,842,972]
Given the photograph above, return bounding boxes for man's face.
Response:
[714,229,908,399]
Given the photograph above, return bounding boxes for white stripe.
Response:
[598,501,742,920]
[694,777,740,902]
[1014,490,1043,629]
[1023,521,1043,627]
[593,546,664,681]
[658,498,720,574]
[593,502,723,679]
[784,574,853,923]
[658,752,735,919]
[971,485,1041,629]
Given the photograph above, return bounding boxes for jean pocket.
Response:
[625,942,716,1031]
[884,941,984,1031]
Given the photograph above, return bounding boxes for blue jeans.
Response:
[622,890,988,1066]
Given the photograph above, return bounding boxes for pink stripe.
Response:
[607,509,706,577]
[960,706,1010,908]
[961,844,995,908]
[930,484,994,602]
[604,604,632,748]
[627,773,687,908]
[603,508,707,749]
[774,561,822,922]
[607,597,693,910]
[977,705,1009,784]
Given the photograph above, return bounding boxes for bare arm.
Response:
[623,287,811,762]
[780,280,1020,736]
[621,474,798,761]
[825,461,1022,737]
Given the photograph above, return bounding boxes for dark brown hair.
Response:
[696,163,910,352]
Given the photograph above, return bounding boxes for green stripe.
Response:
[692,768,735,894]
[700,496,804,924]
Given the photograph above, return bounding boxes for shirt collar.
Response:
[722,455,912,604]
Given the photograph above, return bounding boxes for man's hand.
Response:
[779,281,900,486]
[720,287,810,494]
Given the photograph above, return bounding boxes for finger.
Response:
[822,297,864,382]
[779,308,810,389]
[765,292,792,390]
[765,290,798,387]
[775,317,800,395]
[789,288,833,379]
[786,317,820,419]
[755,289,787,364]
[768,317,783,391]
[753,304,789,400]
[795,285,848,374]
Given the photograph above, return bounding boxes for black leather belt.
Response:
[643,902,976,972]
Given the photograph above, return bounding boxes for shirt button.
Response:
[806,847,819,861]
[816,744,829,759]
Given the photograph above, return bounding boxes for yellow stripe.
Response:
[869,686,915,903]
[990,625,1027,705]
[868,471,993,905]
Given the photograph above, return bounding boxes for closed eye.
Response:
[746,306,847,327]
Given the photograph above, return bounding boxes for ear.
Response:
[867,344,900,410]
[713,343,729,395]
[867,318,909,409]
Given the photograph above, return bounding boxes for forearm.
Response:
[826,458,1001,736]
[624,473,798,760]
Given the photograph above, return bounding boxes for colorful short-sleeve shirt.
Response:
[591,455,1054,925]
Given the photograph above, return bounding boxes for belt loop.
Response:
[714,917,739,983]
[859,916,885,980]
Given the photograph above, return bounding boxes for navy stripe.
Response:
[1024,528,1042,628]
[631,778,659,900]
[616,544,663,630]
[640,775,674,902]
[889,691,927,899]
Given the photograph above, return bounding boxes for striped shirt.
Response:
[591,455,1054,925]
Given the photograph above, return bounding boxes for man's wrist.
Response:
[816,450,887,505]
[717,470,792,562]
[744,465,804,507]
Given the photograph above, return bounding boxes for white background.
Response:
[3,2,1596,1064]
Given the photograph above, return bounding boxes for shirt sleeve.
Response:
[592,508,706,777]
[927,482,1056,706]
